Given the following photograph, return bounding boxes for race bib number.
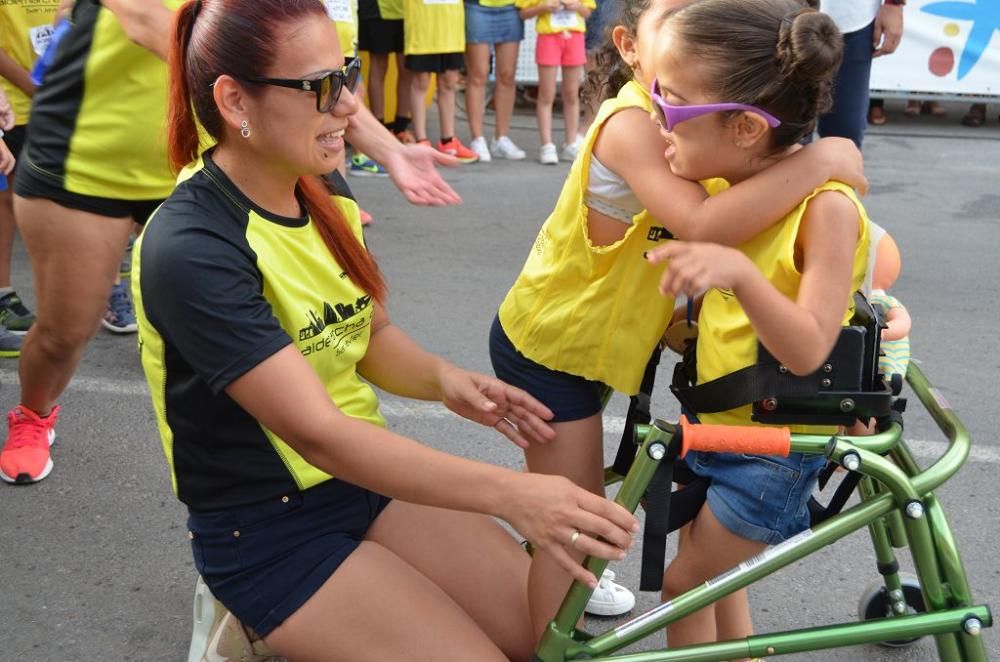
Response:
[30,24,56,57]
[549,9,578,29]
[324,0,354,23]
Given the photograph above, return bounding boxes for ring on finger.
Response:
[569,529,581,547]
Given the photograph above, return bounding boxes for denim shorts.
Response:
[465,3,524,44]
[489,316,608,422]
[685,449,826,544]
[187,479,391,637]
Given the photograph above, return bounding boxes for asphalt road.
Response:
[1,99,998,661]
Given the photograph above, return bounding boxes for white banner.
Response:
[870,0,1000,99]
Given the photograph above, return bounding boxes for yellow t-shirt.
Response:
[0,0,60,126]
[323,0,359,58]
[403,0,465,55]
[21,0,183,200]
[696,181,871,433]
[377,0,404,20]
[499,81,704,395]
[516,0,595,34]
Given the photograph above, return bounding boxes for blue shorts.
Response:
[187,479,391,637]
[584,0,614,53]
[489,316,608,422]
[685,449,826,544]
[465,3,524,45]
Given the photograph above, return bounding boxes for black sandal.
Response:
[961,103,986,127]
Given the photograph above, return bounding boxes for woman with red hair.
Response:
[135,2,638,659]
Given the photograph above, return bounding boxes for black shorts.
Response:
[2,125,27,176]
[359,18,405,54]
[14,160,164,223]
[188,478,392,638]
[405,52,464,73]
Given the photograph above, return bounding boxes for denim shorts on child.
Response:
[490,316,608,422]
[685,449,827,544]
[187,478,391,637]
[465,3,524,44]
[536,31,587,67]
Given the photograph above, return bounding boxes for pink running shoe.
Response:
[0,404,60,484]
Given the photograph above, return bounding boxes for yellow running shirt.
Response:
[696,181,871,432]
[0,0,59,126]
[323,0,359,58]
[499,81,713,395]
[134,152,385,510]
[516,0,595,34]
[377,0,404,20]
[19,0,182,201]
[403,0,465,55]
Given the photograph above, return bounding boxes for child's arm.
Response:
[593,108,866,246]
[882,303,911,342]
[0,50,35,98]
[653,191,861,375]
[518,0,560,20]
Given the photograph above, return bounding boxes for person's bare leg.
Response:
[536,65,558,145]
[465,43,490,140]
[410,71,431,141]
[367,500,536,659]
[493,41,520,139]
[368,52,390,123]
[437,69,459,140]
[523,413,606,640]
[395,53,413,123]
[560,65,583,147]
[0,189,15,289]
[662,504,765,657]
[265,541,510,662]
[13,197,132,414]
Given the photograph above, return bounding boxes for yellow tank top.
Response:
[0,1,59,125]
[696,180,871,432]
[377,0,404,20]
[516,0,595,34]
[403,0,465,55]
[499,81,689,395]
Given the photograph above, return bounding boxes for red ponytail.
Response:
[167,1,201,173]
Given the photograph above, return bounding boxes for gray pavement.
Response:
[1,98,998,660]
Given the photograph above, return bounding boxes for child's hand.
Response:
[542,0,561,12]
[808,137,868,196]
[647,241,753,298]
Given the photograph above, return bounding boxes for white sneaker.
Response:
[469,136,492,162]
[585,569,636,617]
[539,142,559,165]
[491,135,526,160]
[561,134,584,162]
[187,576,287,662]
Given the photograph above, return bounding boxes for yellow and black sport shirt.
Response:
[133,151,385,511]
[20,0,180,200]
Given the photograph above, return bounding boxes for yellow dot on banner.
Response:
[944,23,960,37]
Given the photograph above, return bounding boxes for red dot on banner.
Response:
[929,47,955,76]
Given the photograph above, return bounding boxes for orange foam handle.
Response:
[678,416,791,458]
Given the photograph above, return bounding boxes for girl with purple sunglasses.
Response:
[491,0,873,641]
[646,0,873,655]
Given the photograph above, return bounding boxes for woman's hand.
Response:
[438,366,556,448]
[647,241,753,298]
[808,137,868,196]
[0,88,14,131]
[382,142,463,207]
[501,472,639,587]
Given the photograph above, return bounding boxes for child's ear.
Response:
[612,25,638,70]
[731,112,770,150]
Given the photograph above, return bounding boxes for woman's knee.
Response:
[30,319,100,362]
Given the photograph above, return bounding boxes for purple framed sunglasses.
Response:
[650,80,781,132]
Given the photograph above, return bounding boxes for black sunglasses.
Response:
[241,57,362,113]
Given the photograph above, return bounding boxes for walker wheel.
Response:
[857,573,927,647]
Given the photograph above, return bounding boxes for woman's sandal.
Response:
[868,104,888,125]
[962,103,986,127]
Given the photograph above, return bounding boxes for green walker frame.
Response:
[532,361,993,661]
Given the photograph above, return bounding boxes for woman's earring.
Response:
[240,120,251,139]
